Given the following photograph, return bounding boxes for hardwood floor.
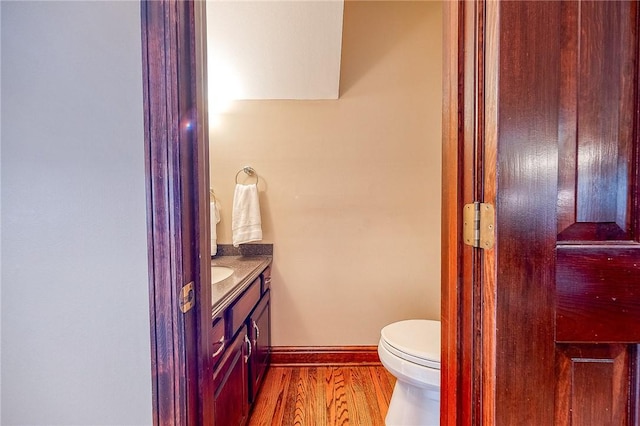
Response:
[248,365,396,426]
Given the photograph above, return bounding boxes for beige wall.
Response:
[210,1,442,346]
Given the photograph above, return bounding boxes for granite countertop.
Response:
[211,255,272,318]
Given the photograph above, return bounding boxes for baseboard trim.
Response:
[270,345,381,366]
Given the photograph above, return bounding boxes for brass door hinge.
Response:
[463,202,495,249]
[179,281,195,313]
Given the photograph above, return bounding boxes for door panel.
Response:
[557,247,640,342]
[558,0,638,240]
[556,344,633,426]
[575,2,635,225]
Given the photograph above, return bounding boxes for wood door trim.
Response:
[141,1,210,424]
[480,1,498,424]
[141,2,187,423]
[441,1,468,424]
[271,346,381,366]
[441,1,486,424]
[441,1,462,424]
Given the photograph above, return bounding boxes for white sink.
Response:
[212,266,234,283]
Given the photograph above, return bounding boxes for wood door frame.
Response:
[141,0,478,424]
[141,1,211,424]
[441,0,496,424]
[441,1,467,423]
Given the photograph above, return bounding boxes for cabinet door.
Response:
[213,326,249,426]
[249,291,271,403]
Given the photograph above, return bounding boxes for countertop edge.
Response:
[211,256,272,318]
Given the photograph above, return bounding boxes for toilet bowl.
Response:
[378,319,440,426]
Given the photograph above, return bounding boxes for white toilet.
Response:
[378,319,441,426]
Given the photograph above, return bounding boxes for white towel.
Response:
[210,200,221,255]
[232,183,262,247]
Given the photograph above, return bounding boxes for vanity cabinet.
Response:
[210,266,272,425]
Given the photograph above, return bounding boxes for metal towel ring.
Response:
[235,166,259,185]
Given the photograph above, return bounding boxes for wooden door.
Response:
[443,1,640,424]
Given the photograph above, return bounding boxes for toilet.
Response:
[378,319,440,426]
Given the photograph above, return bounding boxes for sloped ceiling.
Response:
[206,0,344,100]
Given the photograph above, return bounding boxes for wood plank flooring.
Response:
[248,366,396,426]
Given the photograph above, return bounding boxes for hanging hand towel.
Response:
[232,183,262,247]
[210,199,221,255]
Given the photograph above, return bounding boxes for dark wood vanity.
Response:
[210,263,272,425]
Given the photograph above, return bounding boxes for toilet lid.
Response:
[380,320,440,369]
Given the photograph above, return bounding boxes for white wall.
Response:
[1,2,152,425]
[207,0,344,100]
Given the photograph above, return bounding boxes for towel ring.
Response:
[235,166,259,185]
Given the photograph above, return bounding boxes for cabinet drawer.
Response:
[210,315,225,366]
[261,266,272,294]
[229,278,260,338]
